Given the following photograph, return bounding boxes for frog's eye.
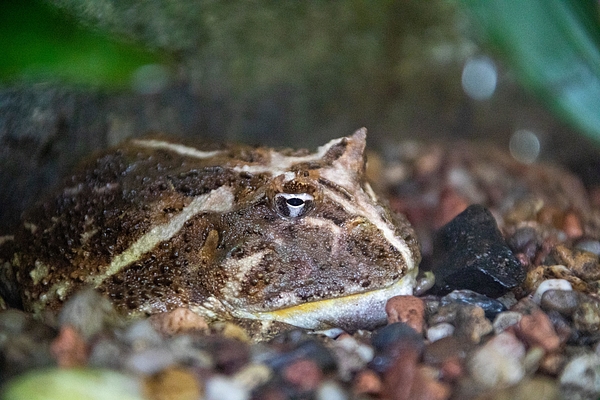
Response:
[274,193,314,218]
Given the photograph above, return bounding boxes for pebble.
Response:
[315,380,348,400]
[559,353,600,399]
[517,309,561,352]
[143,367,201,400]
[545,310,574,345]
[283,358,323,391]
[371,322,424,353]
[479,377,560,400]
[426,323,455,342]
[562,211,584,239]
[540,289,580,316]
[353,369,383,396]
[385,295,425,333]
[454,304,493,343]
[539,351,568,376]
[492,311,522,334]
[440,289,506,319]
[553,244,600,281]
[0,310,56,381]
[208,337,250,374]
[381,343,420,399]
[423,336,469,382]
[266,334,335,372]
[412,365,452,400]
[329,334,374,380]
[232,363,272,391]
[572,297,600,335]
[57,289,122,340]
[546,265,588,292]
[430,204,525,297]
[507,226,540,258]
[126,347,176,375]
[87,336,124,369]
[120,319,164,349]
[50,326,88,368]
[522,346,545,374]
[531,279,573,304]
[468,332,526,388]
[1,368,145,400]
[575,239,600,256]
[148,308,209,336]
[167,336,213,368]
[205,375,249,400]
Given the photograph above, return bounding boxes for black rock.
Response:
[371,322,423,352]
[440,289,507,319]
[369,322,424,373]
[430,204,525,297]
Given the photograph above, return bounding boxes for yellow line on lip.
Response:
[230,268,418,329]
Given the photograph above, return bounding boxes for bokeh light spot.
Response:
[461,56,497,100]
[509,129,541,164]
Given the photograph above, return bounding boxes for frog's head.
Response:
[212,129,421,330]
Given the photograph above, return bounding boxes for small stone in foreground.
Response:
[149,308,209,336]
[385,295,425,333]
[430,205,525,297]
[144,367,202,400]
[517,309,561,352]
[559,354,600,399]
[440,289,506,319]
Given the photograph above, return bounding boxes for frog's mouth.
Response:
[230,268,418,331]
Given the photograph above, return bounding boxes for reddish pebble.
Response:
[562,211,583,239]
[386,296,426,333]
[383,345,420,400]
[50,325,88,368]
[539,351,568,376]
[149,307,209,336]
[434,187,469,229]
[517,309,561,352]
[439,357,463,382]
[412,366,452,400]
[283,359,323,391]
[353,369,383,395]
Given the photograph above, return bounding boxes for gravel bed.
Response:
[2,140,600,400]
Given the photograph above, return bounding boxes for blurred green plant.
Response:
[0,0,167,88]
[460,0,600,143]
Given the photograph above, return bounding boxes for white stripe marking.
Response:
[132,139,223,159]
[133,136,346,178]
[87,186,234,287]
[321,188,415,272]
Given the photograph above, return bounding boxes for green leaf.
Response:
[0,0,168,88]
[460,0,600,143]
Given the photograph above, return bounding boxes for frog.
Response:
[0,128,420,332]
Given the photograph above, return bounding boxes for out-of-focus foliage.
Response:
[460,0,600,143]
[0,0,167,87]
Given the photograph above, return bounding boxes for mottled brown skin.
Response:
[2,129,420,329]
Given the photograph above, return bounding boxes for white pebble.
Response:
[126,347,175,374]
[559,354,600,396]
[492,311,522,334]
[468,332,526,388]
[426,323,455,342]
[336,335,374,363]
[316,381,348,400]
[532,278,572,304]
[233,363,272,390]
[205,375,249,400]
